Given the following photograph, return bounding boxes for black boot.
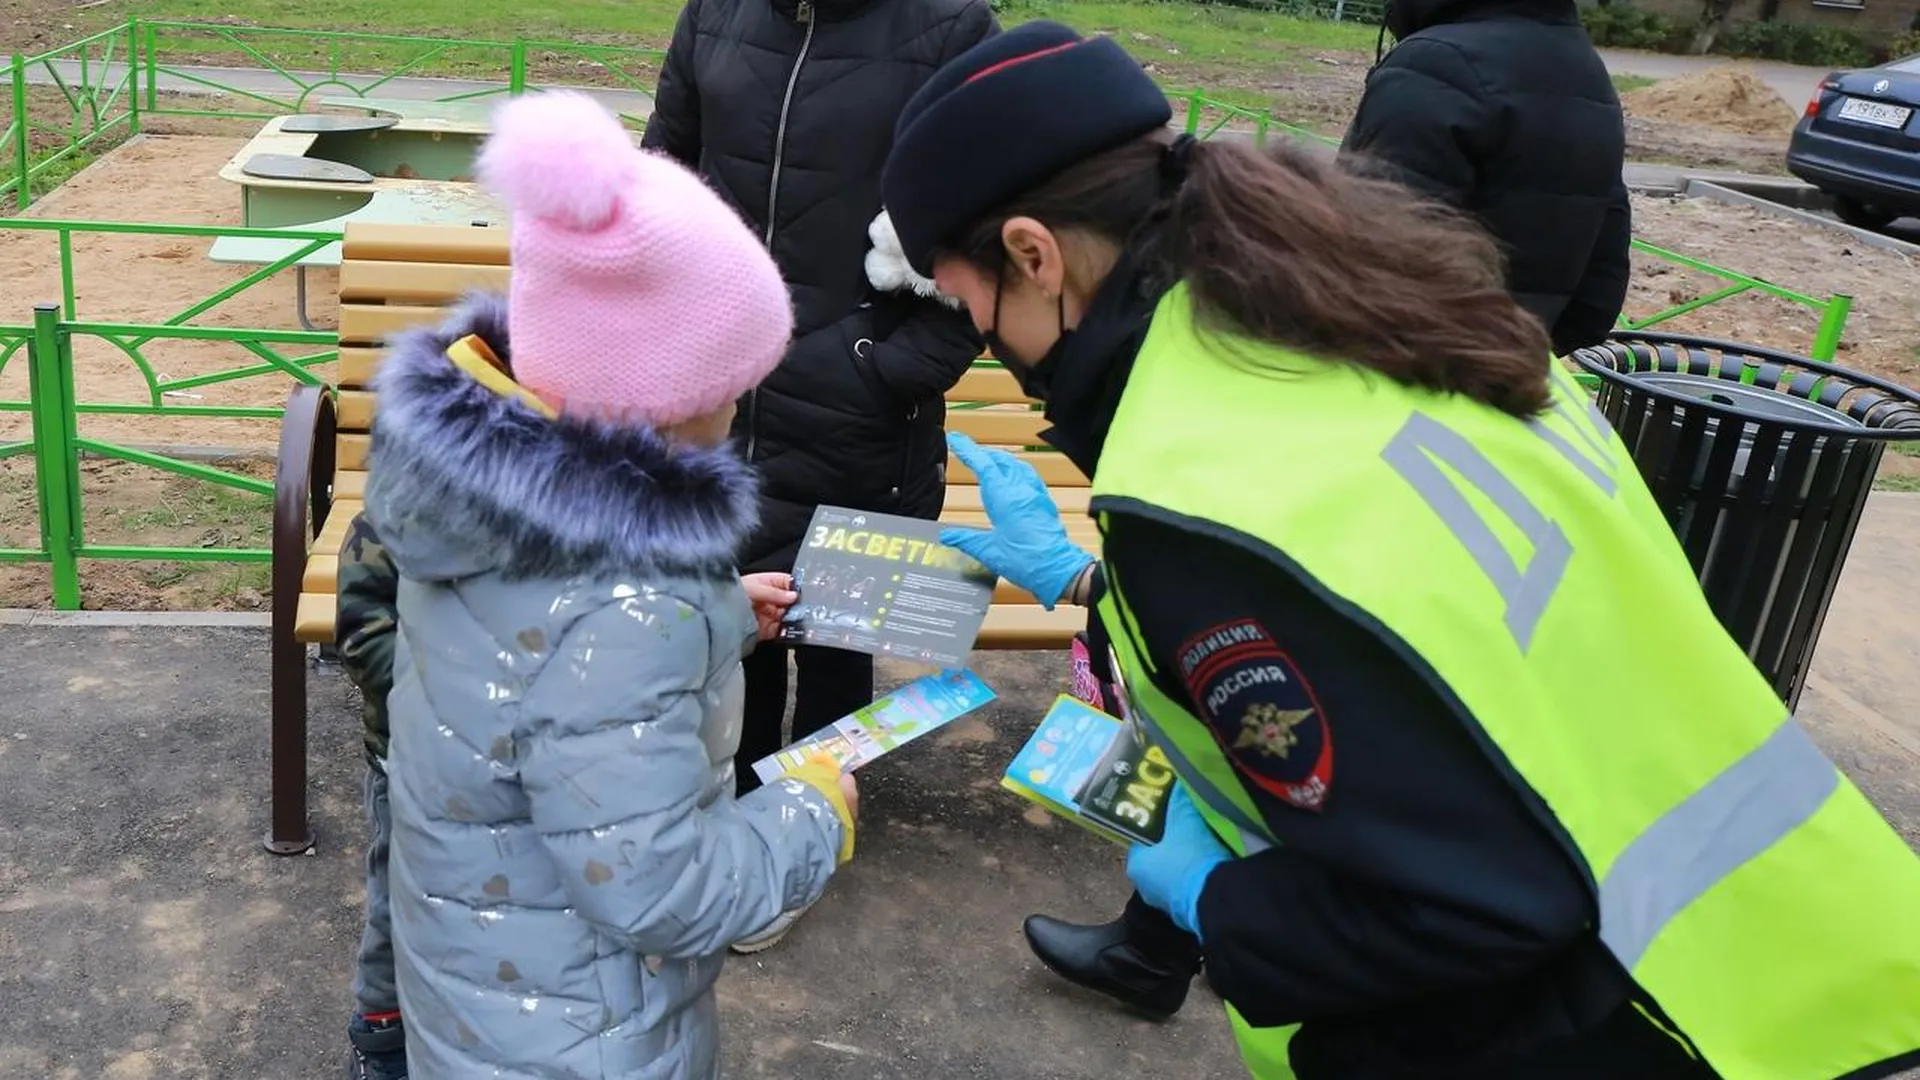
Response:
[1023,912,1201,1021]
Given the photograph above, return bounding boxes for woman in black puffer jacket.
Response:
[642,0,997,816]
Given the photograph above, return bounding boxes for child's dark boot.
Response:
[348,1011,407,1080]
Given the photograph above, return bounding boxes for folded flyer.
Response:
[751,668,997,784]
[779,506,996,667]
[1001,695,1175,846]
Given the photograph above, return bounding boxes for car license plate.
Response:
[1836,97,1913,129]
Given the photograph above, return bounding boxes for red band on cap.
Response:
[963,39,1084,85]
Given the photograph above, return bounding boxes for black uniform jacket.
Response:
[1050,243,1714,1080]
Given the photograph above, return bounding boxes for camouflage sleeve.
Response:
[337,511,399,762]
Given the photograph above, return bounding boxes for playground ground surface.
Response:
[3,492,1919,1078]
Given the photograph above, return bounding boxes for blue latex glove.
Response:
[939,431,1095,609]
[1126,783,1233,940]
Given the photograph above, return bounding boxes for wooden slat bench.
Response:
[265,220,1093,853]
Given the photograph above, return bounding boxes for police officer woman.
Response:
[879,21,1920,1080]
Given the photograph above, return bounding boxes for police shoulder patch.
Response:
[1175,619,1332,812]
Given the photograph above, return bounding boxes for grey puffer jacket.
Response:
[363,295,848,1080]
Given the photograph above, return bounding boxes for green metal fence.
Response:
[131,21,660,127]
[0,218,337,608]
[0,303,332,608]
[3,25,140,211]
[0,218,340,406]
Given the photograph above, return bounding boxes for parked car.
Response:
[1786,55,1920,231]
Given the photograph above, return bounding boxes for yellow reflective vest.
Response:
[1090,287,1920,1080]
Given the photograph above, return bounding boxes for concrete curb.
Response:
[0,609,269,628]
[1684,180,1920,259]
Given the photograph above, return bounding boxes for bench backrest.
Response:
[332,222,1090,495]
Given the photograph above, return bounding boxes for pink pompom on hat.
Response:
[477,90,793,427]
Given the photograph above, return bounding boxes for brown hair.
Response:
[949,133,1552,417]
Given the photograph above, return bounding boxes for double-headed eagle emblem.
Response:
[1235,702,1315,758]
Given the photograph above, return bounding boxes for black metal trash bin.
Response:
[1570,331,1920,711]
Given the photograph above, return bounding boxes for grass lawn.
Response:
[21,0,1380,92]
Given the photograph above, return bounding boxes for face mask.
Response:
[983,275,1072,402]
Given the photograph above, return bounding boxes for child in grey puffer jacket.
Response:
[363,90,857,1079]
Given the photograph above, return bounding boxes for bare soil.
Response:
[1626,192,1920,389]
[0,454,272,609]
[1624,68,1800,138]
[0,124,327,610]
[0,132,337,454]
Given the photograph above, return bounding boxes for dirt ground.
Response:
[0,131,337,454]
[0,455,272,610]
[1624,68,1800,138]
[1626,191,1920,389]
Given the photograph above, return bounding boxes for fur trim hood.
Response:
[362,293,759,583]
[865,211,961,309]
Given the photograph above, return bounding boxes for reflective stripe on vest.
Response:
[1088,285,1920,1080]
[1597,715,1837,969]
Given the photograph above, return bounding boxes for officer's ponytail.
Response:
[948,133,1553,419]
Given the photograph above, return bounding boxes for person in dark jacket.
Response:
[641,0,995,952]
[1341,0,1632,356]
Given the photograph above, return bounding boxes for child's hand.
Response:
[837,770,860,824]
[741,572,799,641]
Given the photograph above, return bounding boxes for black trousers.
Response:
[735,642,874,797]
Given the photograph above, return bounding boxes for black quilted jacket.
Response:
[1342,0,1632,356]
[643,0,997,570]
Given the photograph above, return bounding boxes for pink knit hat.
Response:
[477,91,793,426]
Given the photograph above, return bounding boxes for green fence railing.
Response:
[0,303,332,608]
[131,21,661,126]
[4,25,140,211]
[1620,241,1852,362]
[0,219,341,420]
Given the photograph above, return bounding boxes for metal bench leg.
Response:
[295,266,318,333]
[265,384,336,855]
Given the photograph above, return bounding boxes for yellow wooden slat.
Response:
[338,433,370,471]
[305,554,338,594]
[295,591,337,644]
[948,366,1031,405]
[314,499,361,555]
[340,259,512,304]
[340,303,452,346]
[342,222,511,265]
[334,470,368,502]
[946,409,1050,447]
[944,484,1090,516]
[948,449,1087,487]
[975,603,1085,649]
[338,390,375,432]
[339,348,382,389]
